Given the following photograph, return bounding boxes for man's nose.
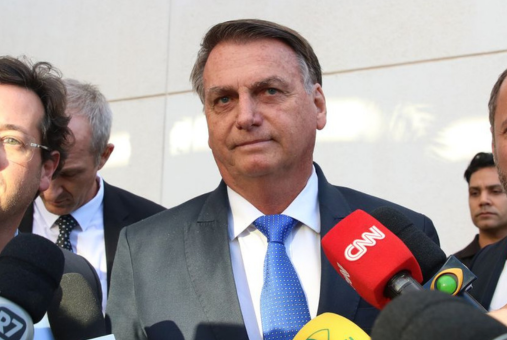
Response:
[235,95,262,130]
[45,180,64,199]
[479,192,492,205]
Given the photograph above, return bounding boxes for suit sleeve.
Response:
[422,214,440,246]
[106,227,146,340]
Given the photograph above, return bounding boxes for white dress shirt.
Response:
[33,175,107,312]
[228,167,321,340]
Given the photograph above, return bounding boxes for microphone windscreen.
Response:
[322,209,422,309]
[294,312,370,340]
[0,234,64,322]
[370,206,446,282]
[371,290,507,340]
[48,272,106,340]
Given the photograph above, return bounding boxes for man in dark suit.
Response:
[18,78,166,311]
[107,19,439,339]
[470,67,507,311]
[0,56,103,338]
[454,152,507,268]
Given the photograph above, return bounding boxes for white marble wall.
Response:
[1,0,507,254]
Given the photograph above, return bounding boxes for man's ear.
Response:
[97,143,114,170]
[39,151,60,192]
[313,84,327,130]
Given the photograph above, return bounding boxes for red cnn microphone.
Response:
[322,209,423,309]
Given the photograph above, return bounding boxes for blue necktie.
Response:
[253,214,311,340]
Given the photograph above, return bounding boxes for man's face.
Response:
[468,167,507,232]
[202,39,326,185]
[0,84,57,223]
[493,80,507,193]
[40,115,110,216]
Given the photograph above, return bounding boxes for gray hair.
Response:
[190,19,322,104]
[64,79,112,165]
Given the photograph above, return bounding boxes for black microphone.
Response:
[0,234,64,340]
[47,272,107,340]
[371,290,507,340]
[371,206,487,311]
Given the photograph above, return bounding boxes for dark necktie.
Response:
[253,214,311,340]
[54,214,78,252]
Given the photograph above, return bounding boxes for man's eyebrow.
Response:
[206,85,236,98]
[251,76,288,89]
[0,124,30,136]
[469,184,504,191]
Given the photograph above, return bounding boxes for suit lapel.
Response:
[315,164,362,319]
[102,182,129,288]
[185,182,249,340]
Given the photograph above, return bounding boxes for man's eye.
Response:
[266,88,278,95]
[218,97,230,104]
[2,136,23,146]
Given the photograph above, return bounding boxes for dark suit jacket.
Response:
[106,164,439,339]
[469,236,507,310]
[19,181,166,288]
[454,234,480,269]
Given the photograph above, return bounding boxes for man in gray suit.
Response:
[107,19,439,339]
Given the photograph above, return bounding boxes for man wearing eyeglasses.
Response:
[0,56,104,339]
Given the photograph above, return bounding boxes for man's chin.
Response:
[42,201,72,216]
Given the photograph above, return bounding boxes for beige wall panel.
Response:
[160,51,507,254]
[0,0,171,100]
[314,52,507,254]
[166,0,507,93]
[100,96,166,205]
[161,92,221,208]
[0,0,506,255]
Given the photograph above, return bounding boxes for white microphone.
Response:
[0,296,34,340]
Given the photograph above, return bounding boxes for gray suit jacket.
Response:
[106,164,439,339]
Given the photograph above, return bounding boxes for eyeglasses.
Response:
[0,135,51,164]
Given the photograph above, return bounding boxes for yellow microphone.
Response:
[293,312,370,340]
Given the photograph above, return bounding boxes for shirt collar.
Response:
[227,166,320,240]
[35,175,105,231]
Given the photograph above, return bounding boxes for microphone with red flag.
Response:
[322,209,423,309]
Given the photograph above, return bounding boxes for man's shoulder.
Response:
[122,190,217,235]
[327,184,439,245]
[103,181,165,212]
[473,236,507,266]
[453,235,480,266]
[334,185,427,220]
